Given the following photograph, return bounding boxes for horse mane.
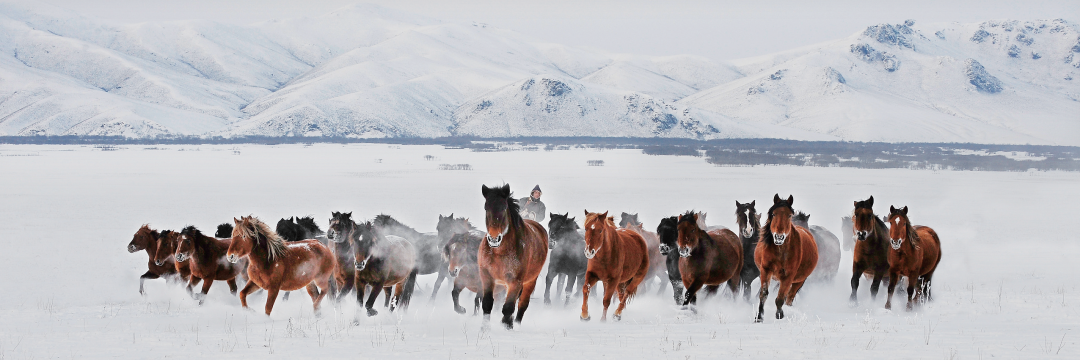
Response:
[181,225,212,245]
[503,192,527,239]
[792,211,810,228]
[238,217,286,261]
[215,223,233,238]
[892,212,920,247]
[374,214,422,237]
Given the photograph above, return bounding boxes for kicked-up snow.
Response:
[0,143,1075,358]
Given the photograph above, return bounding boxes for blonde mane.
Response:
[237,216,286,261]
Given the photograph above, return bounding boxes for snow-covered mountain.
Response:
[0,1,1076,145]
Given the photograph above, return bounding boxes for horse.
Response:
[544,213,587,306]
[373,214,450,301]
[841,216,855,251]
[478,184,549,329]
[215,223,234,239]
[581,210,649,322]
[656,216,687,304]
[327,211,361,301]
[276,215,329,301]
[885,206,942,311]
[174,226,246,304]
[437,213,475,244]
[676,211,742,309]
[735,201,762,303]
[351,221,419,317]
[849,196,892,305]
[128,225,178,295]
[754,195,818,322]
[444,231,485,314]
[153,230,195,292]
[792,212,842,283]
[226,216,337,316]
[619,212,668,296]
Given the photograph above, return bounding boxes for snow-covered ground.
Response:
[0,143,1076,358]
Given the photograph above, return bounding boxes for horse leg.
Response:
[703,285,720,301]
[755,275,771,323]
[655,273,668,296]
[556,273,566,300]
[774,279,791,320]
[430,267,448,302]
[313,275,333,314]
[197,278,214,305]
[238,281,259,309]
[613,282,629,321]
[364,283,382,317]
[139,271,160,295]
[580,272,598,321]
[600,279,617,322]
[501,282,523,330]
[683,280,703,308]
[884,271,899,310]
[264,287,280,316]
[543,270,556,305]
[382,287,392,308]
[391,283,405,312]
[849,263,867,305]
[451,280,468,314]
[515,280,537,324]
[786,281,805,306]
[227,278,238,295]
[870,271,885,301]
[283,291,291,302]
[563,273,577,306]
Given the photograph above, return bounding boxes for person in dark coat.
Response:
[518,185,546,222]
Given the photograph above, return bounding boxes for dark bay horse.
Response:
[792,212,841,283]
[849,196,891,305]
[215,223,234,238]
[657,216,688,304]
[327,211,360,301]
[176,226,246,304]
[373,214,450,301]
[277,216,327,243]
[735,201,761,302]
[676,212,742,308]
[479,184,548,329]
[620,213,668,296]
[227,216,337,316]
[885,206,942,311]
[153,230,195,291]
[128,225,177,295]
[755,195,818,322]
[544,213,587,306]
[352,222,419,317]
[581,211,649,322]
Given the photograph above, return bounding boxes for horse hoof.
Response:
[544,299,551,305]
[754,317,763,324]
[776,311,784,320]
[501,319,514,330]
[366,308,378,317]
[580,315,591,322]
[455,306,467,315]
[613,314,622,321]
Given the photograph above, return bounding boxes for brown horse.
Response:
[478,184,548,329]
[226,216,337,316]
[849,196,891,305]
[152,230,196,292]
[327,211,360,301]
[128,225,175,295]
[176,226,246,304]
[581,211,649,322]
[444,231,485,314]
[754,195,818,322]
[676,212,742,308]
[619,213,668,295]
[885,206,942,310]
[351,222,419,317]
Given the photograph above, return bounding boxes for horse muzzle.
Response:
[154,259,166,266]
[678,246,692,258]
[890,238,903,250]
[355,254,372,271]
[549,240,556,249]
[128,244,139,253]
[584,246,600,259]
[486,234,504,248]
[226,254,239,263]
[773,232,787,245]
[741,229,755,238]
[450,267,461,277]
[327,229,343,243]
[175,253,188,262]
[856,231,868,241]
[658,243,671,256]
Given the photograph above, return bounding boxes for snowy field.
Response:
[0,143,1077,359]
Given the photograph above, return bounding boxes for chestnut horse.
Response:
[676,212,742,308]
[352,222,419,317]
[128,225,176,295]
[885,206,942,310]
[153,230,195,292]
[735,201,762,302]
[619,213,668,295]
[656,216,687,304]
[849,196,891,305]
[479,184,548,329]
[227,216,337,316]
[581,211,649,322]
[176,226,247,304]
[755,195,818,322]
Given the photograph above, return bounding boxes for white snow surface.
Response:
[0,2,1075,143]
[0,144,1076,358]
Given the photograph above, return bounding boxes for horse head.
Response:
[791,211,810,229]
[128,225,158,253]
[482,184,518,248]
[215,222,233,239]
[676,211,707,258]
[852,196,877,241]
[226,217,257,263]
[887,205,912,250]
[296,216,325,239]
[327,212,356,244]
[276,217,300,242]
[582,210,610,259]
[618,212,640,228]
[154,230,178,266]
[767,194,796,245]
[656,216,679,256]
[445,233,472,277]
[736,200,760,240]
[175,226,199,263]
[547,212,579,249]
[354,222,380,271]
[437,213,472,244]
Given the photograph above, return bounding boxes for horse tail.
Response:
[400,268,420,310]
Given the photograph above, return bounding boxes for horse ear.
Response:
[233,217,240,224]
[500,184,511,197]
[481,185,491,197]
[773,194,782,204]
[735,200,742,209]
[696,213,707,229]
[867,196,874,207]
[584,209,589,216]
[787,195,794,205]
[902,206,908,215]
[750,200,755,208]
[890,205,897,213]
[601,211,608,218]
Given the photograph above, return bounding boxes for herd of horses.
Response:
[127,185,942,328]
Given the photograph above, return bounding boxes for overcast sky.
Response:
[34,0,1080,61]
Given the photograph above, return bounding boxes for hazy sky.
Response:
[34,0,1080,61]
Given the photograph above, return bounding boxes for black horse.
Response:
[792,211,841,283]
[372,214,450,301]
[656,216,686,304]
[215,223,234,239]
[735,201,761,302]
[544,213,587,306]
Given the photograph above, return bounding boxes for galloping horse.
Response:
[849,196,891,305]
[755,195,818,322]
[478,184,548,329]
[128,225,178,295]
[227,216,337,316]
[327,212,360,300]
[735,201,761,302]
[176,226,246,304]
[619,213,667,295]
[373,214,450,301]
[676,212,742,308]
[437,213,475,244]
[544,213,587,306]
[352,222,419,317]
[153,230,195,291]
[656,216,686,304]
[444,231,486,314]
[581,211,649,322]
[792,212,842,283]
[885,206,942,310]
